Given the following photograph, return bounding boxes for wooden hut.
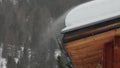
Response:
[62,0,120,68]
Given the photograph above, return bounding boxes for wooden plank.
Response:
[71,51,103,62]
[67,44,103,54]
[65,29,115,48]
[70,48,103,58]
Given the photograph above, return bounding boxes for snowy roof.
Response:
[62,0,120,33]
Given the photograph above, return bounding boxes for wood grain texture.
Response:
[65,28,120,68]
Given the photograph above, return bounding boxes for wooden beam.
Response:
[65,29,115,48]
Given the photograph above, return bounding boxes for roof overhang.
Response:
[62,0,120,33]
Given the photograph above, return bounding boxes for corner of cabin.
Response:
[62,0,120,68]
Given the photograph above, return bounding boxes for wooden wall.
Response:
[65,28,120,68]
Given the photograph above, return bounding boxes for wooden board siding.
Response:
[64,28,120,68]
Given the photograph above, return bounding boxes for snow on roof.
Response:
[62,0,120,33]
